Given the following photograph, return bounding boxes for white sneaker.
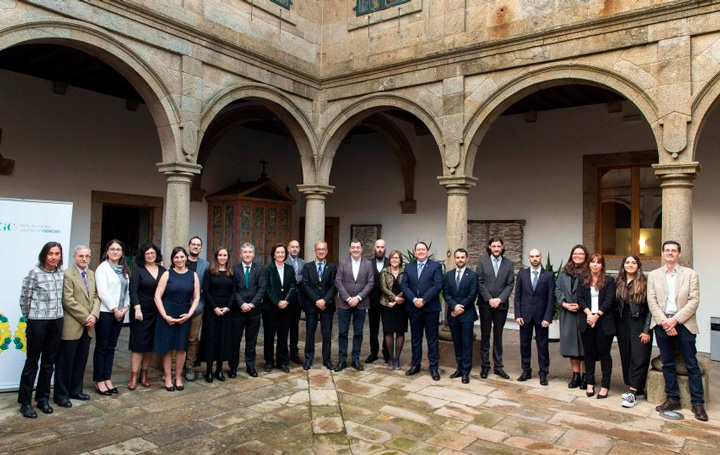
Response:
[621,390,633,400]
[622,393,637,408]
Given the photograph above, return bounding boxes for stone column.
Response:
[437,176,478,269]
[297,184,334,260]
[652,162,700,267]
[157,162,202,260]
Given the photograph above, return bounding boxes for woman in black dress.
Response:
[578,253,616,399]
[127,243,165,390]
[379,250,407,371]
[262,243,296,373]
[615,254,652,408]
[200,247,234,383]
[154,246,200,391]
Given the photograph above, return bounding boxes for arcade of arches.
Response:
[1,1,720,351]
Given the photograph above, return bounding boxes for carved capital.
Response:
[437,175,477,195]
[652,162,700,189]
[157,161,202,184]
[297,184,335,200]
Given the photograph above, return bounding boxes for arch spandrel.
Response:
[462,64,662,176]
[0,19,182,163]
[690,68,720,160]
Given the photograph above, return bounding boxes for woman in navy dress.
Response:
[154,246,199,391]
[127,243,165,390]
[200,247,234,383]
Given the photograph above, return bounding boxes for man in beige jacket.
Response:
[53,246,101,408]
[647,240,707,421]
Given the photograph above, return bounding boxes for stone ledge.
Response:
[646,367,710,408]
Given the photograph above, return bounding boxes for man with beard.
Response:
[366,239,390,364]
[184,236,209,381]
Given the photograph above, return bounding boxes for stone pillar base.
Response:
[646,368,710,408]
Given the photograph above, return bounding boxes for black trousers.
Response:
[18,318,63,405]
[581,325,613,389]
[263,308,291,366]
[54,329,91,402]
[448,315,474,374]
[304,310,334,363]
[93,312,123,382]
[479,306,508,369]
[229,309,261,369]
[288,300,302,359]
[367,298,389,359]
[519,322,549,375]
[408,310,440,371]
[616,308,652,392]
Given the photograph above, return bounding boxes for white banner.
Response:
[0,198,73,391]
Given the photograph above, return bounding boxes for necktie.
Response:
[292,258,298,274]
[417,262,425,278]
[532,270,539,291]
[317,262,323,282]
[456,270,462,287]
[81,270,89,295]
[493,258,500,277]
[245,265,250,287]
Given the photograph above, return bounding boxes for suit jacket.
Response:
[189,257,210,313]
[263,263,297,312]
[444,268,479,322]
[335,257,374,311]
[401,260,443,313]
[647,265,700,334]
[232,262,266,316]
[286,256,306,284]
[477,255,515,310]
[513,267,555,324]
[577,277,617,336]
[62,266,101,340]
[369,257,390,302]
[299,261,337,314]
[555,270,581,306]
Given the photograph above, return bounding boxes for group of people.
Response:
[16,235,708,422]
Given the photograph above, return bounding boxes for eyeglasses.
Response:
[108,248,123,252]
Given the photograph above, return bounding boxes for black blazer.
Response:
[369,257,389,302]
[232,262,266,316]
[263,263,297,312]
[477,255,515,310]
[513,267,555,324]
[578,276,616,336]
[299,261,337,314]
[443,268,479,323]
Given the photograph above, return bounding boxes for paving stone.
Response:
[312,433,352,455]
[90,437,158,455]
[463,438,534,455]
[334,378,389,398]
[11,424,145,455]
[313,416,345,434]
[226,440,283,455]
[200,408,250,428]
[0,428,61,453]
[682,439,720,455]
[311,389,339,406]
[348,438,403,455]
[380,390,449,410]
[308,370,335,389]
[366,414,440,441]
[459,423,509,443]
[662,420,720,444]
[503,436,575,455]
[606,440,686,455]
[345,420,392,443]
[433,402,483,422]
[555,428,614,455]
[379,405,434,426]
[417,386,486,406]
[425,430,477,451]
[257,421,314,453]
[492,415,566,443]
[438,419,467,432]
[339,403,377,424]
[386,436,442,455]
[142,420,215,446]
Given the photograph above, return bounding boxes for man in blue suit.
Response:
[401,241,444,381]
[444,249,479,384]
[514,248,555,386]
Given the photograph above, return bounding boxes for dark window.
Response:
[356,0,411,16]
[269,0,291,10]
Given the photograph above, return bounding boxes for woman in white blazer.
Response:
[93,239,130,395]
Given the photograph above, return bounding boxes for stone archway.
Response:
[690,69,720,159]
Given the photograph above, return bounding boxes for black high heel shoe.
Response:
[586,386,595,397]
[596,389,609,399]
[94,382,111,396]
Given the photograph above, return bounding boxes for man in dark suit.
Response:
[299,241,337,370]
[514,248,555,386]
[366,239,390,364]
[476,237,515,379]
[444,249,479,384]
[334,239,374,371]
[401,241,444,381]
[54,246,101,408]
[230,242,266,378]
[286,239,305,364]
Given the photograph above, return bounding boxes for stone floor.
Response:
[1,325,718,455]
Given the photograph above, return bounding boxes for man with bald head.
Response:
[286,239,305,364]
[514,248,555,386]
[366,239,390,364]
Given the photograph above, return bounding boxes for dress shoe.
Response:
[449,369,462,379]
[183,367,196,382]
[568,372,581,389]
[655,399,681,412]
[303,360,313,370]
[127,372,138,390]
[586,385,595,397]
[406,365,421,376]
[108,387,119,394]
[579,373,588,390]
[228,368,238,378]
[494,368,510,380]
[351,360,364,371]
[480,367,489,379]
[279,364,290,373]
[335,361,347,372]
[246,366,258,377]
[430,370,441,381]
[70,393,90,401]
[37,401,53,414]
[20,404,37,419]
[517,371,532,382]
[264,363,273,373]
[539,374,548,386]
[692,404,709,421]
[215,370,225,382]
[94,383,111,396]
[164,385,175,392]
[140,369,150,388]
[365,354,378,363]
[54,399,72,408]
[290,356,303,365]
[462,374,470,384]
[596,391,608,399]
[323,361,335,370]
[175,382,185,391]
[204,372,213,383]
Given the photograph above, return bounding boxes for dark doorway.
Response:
[101,204,152,268]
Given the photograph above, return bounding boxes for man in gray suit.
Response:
[477,237,515,379]
[286,239,305,364]
[334,239,374,371]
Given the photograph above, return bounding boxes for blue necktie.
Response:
[417,262,425,278]
[532,270,539,291]
[317,262,323,282]
[493,258,500,277]
[81,270,89,295]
